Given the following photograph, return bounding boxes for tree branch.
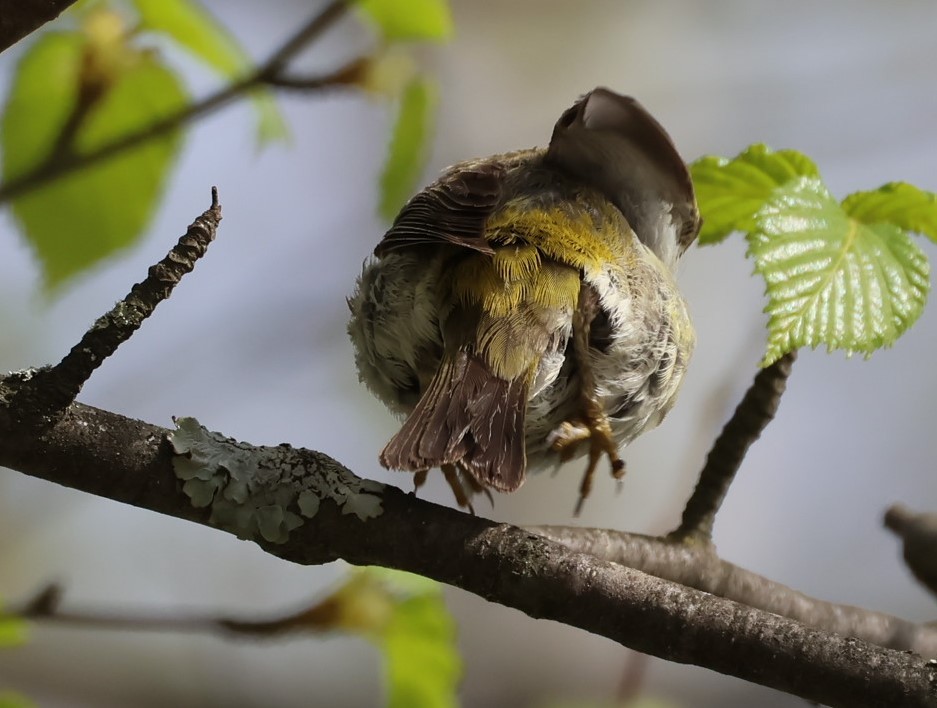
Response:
[671,351,797,542]
[0,1,358,206]
[5,189,221,429]
[885,504,937,597]
[10,582,354,639]
[0,401,934,706]
[0,0,79,55]
[529,525,937,657]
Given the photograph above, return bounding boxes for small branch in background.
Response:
[0,0,80,54]
[0,1,358,206]
[10,581,345,639]
[670,350,797,543]
[263,57,369,92]
[258,0,351,77]
[529,524,937,658]
[885,504,937,598]
[8,189,221,427]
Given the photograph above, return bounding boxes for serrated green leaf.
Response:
[690,144,819,244]
[382,593,460,708]
[358,0,453,42]
[750,177,930,365]
[0,691,36,708]
[1,32,187,290]
[379,76,436,221]
[131,0,287,145]
[842,182,937,244]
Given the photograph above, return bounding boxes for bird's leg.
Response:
[459,463,495,507]
[440,463,475,514]
[548,279,625,513]
[412,469,429,493]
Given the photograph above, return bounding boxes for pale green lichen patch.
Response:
[168,417,385,543]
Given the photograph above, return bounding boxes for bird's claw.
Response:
[549,411,625,515]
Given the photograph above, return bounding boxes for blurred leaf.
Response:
[0,691,36,708]
[690,144,819,244]
[357,48,417,98]
[0,609,28,647]
[378,76,437,221]
[842,181,937,244]
[383,593,460,708]
[131,0,287,145]
[326,568,460,708]
[750,177,929,365]
[1,31,187,290]
[358,0,453,42]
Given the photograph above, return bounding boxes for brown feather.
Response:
[379,351,528,492]
[374,165,503,257]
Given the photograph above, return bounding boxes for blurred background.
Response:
[1,0,936,705]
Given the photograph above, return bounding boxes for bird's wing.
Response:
[374,163,504,257]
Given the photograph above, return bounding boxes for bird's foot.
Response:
[548,410,625,515]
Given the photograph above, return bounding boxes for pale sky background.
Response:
[1,1,937,706]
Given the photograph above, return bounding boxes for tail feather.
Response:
[380,351,528,492]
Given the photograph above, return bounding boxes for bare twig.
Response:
[8,188,221,427]
[529,524,937,657]
[0,1,356,206]
[885,504,937,598]
[671,351,797,542]
[11,582,347,639]
[0,0,80,54]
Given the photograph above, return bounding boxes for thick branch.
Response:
[0,0,79,54]
[0,398,934,707]
[530,525,937,658]
[672,351,797,542]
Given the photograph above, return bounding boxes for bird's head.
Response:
[546,88,700,268]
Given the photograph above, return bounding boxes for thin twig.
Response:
[260,0,350,77]
[529,524,937,658]
[0,0,355,206]
[10,582,345,639]
[9,188,221,426]
[670,350,797,542]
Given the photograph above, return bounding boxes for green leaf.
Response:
[380,586,460,708]
[383,595,460,708]
[131,0,287,145]
[358,0,453,42]
[690,144,819,244]
[333,568,460,708]
[378,76,437,221]
[750,177,930,365]
[842,181,937,244]
[0,691,36,708]
[1,32,187,290]
[0,611,28,647]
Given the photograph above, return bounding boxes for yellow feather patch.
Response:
[486,199,636,276]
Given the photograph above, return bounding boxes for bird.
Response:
[347,87,699,512]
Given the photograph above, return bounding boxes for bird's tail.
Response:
[380,350,529,492]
